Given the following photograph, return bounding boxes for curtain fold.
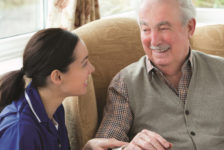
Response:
[47,0,100,31]
[74,0,100,28]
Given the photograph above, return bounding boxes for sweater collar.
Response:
[145,48,193,73]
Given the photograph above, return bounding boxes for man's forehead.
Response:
[139,0,179,14]
[139,20,172,27]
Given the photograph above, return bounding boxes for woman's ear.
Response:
[50,70,62,85]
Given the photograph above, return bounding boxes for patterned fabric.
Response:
[177,61,192,103]
[75,0,100,28]
[96,53,192,141]
[96,73,132,141]
[47,0,100,31]
[145,52,192,103]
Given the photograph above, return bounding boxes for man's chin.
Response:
[153,59,170,67]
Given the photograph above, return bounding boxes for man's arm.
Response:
[96,72,172,150]
[96,72,133,142]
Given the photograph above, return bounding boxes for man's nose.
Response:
[150,30,161,47]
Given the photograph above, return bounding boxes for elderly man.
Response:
[95,0,224,149]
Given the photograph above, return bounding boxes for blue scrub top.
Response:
[0,83,70,150]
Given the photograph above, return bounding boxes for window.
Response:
[99,0,133,17]
[0,0,47,75]
[99,0,224,25]
[193,0,224,8]
[193,0,224,25]
[0,0,46,39]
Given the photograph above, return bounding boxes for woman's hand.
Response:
[83,138,128,150]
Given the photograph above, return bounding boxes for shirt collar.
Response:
[145,48,193,73]
[25,83,50,123]
[52,118,59,130]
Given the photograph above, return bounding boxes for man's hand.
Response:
[83,138,128,150]
[124,129,172,150]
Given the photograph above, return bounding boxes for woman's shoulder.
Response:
[0,117,41,149]
[0,104,41,141]
[0,97,38,133]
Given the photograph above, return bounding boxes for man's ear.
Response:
[50,70,62,85]
[187,18,196,38]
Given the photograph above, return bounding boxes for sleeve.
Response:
[95,72,133,142]
[0,122,42,150]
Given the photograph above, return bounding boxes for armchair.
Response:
[62,17,224,150]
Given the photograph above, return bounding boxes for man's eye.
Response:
[142,29,150,32]
[160,28,169,30]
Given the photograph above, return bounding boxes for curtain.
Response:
[75,0,100,28]
[47,0,100,31]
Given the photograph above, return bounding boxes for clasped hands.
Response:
[84,129,172,150]
[123,129,172,150]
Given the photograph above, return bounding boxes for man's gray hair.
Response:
[178,0,196,25]
[138,0,196,25]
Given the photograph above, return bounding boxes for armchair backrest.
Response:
[74,17,224,123]
[73,18,145,122]
[64,17,224,150]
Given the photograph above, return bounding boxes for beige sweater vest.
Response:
[121,50,224,150]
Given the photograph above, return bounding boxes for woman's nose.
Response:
[89,62,95,73]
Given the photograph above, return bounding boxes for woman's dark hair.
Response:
[0,28,79,108]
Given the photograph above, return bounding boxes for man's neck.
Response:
[158,63,183,89]
[156,50,191,88]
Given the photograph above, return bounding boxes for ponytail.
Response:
[0,69,25,109]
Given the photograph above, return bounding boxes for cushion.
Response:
[63,75,97,150]
[73,18,224,124]
[190,24,224,57]
[69,18,224,149]
[73,17,145,121]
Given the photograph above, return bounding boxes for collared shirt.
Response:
[0,83,70,150]
[145,52,193,103]
[96,52,192,141]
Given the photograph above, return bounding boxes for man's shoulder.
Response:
[192,50,224,63]
[192,50,224,74]
[120,55,146,75]
[110,56,146,85]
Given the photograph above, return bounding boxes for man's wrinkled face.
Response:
[139,0,194,69]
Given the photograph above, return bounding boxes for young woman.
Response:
[0,28,126,150]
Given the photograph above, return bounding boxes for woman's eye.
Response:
[82,61,88,67]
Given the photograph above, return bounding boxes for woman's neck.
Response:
[37,86,64,119]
